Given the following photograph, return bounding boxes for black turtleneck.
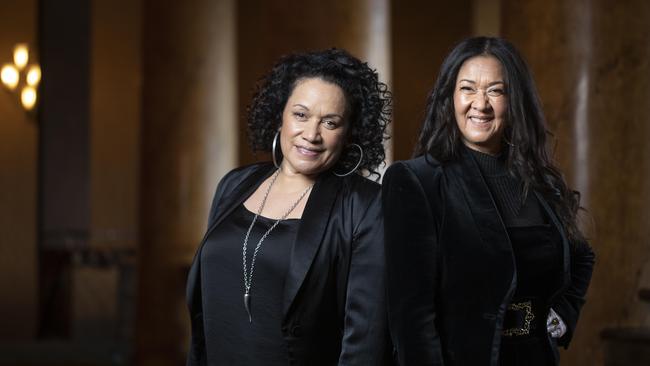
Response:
[468,148,546,227]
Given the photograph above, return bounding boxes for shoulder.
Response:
[341,172,381,197]
[384,155,445,187]
[332,173,382,214]
[218,162,272,189]
[211,162,274,207]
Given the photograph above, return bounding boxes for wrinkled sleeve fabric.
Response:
[338,189,392,366]
[552,238,595,348]
[382,162,444,366]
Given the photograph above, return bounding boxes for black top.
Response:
[200,204,299,365]
[469,148,562,299]
[469,148,545,227]
[469,148,562,365]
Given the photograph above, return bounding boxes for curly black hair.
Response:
[247,48,391,177]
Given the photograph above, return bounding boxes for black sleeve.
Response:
[382,162,445,366]
[187,167,240,366]
[186,311,207,366]
[206,168,239,225]
[338,190,392,365]
[552,238,595,348]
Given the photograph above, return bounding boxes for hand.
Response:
[546,308,566,338]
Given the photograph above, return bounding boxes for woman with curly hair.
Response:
[186,48,393,365]
[383,37,594,365]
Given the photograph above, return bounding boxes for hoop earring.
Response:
[334,144,363,177]
[272,131,281,168]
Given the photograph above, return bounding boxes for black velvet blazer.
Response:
[382,148,595,366]
[186,163,392,366]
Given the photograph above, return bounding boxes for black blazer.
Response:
[382,148,595,366]
[186,163,392,366]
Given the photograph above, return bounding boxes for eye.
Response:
[487,88,505,97]
[323,119,339,129]
[459,86,476,93]
[293,111,307,120]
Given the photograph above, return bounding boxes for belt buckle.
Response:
[502,300,535,336]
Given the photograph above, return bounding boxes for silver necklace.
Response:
[242,169,313,322]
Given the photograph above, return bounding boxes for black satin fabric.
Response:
[382,148,595,366]
[200,204,298,365]
[186,163,393,366]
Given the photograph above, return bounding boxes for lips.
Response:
[296,145,324,157]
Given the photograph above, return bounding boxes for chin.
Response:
[285,162,324,176]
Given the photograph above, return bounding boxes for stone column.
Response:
[502,1,650,365]
[137,0,237,364]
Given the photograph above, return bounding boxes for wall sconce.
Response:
[1,43,40,112]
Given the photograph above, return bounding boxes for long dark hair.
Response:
[415,36,584,242]
[247,48,392,177]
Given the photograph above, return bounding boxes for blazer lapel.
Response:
[187,164,276,312]
[446,147,512,254]
[283,172,341,317]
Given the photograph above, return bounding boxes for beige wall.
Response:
[0,0,38,341]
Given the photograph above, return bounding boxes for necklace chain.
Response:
[242,169,313,315]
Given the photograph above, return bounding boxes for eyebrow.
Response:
[292,104,343,119]
[458,79,505,86]
[322,113,344,119]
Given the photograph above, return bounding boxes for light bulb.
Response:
[1,63,19,90]
[21,86,37,110]
[13,44,29,70]
[26,65,41,86]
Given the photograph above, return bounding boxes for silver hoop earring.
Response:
[272,131,281,168]
[334,144,363,177]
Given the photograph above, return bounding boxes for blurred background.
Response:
[1,0,649,365]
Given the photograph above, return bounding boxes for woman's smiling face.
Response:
[279,77,349,177]
[453,55,508,155]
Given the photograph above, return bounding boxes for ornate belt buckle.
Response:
[502,300,535,336]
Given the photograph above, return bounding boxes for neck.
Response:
[278,163,318,190]
[462,140,502,156]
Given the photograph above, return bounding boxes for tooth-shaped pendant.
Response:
[244,293,252,322]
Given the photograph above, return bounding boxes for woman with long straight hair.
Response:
[383,37,595,365]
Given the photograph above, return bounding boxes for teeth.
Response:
[470,117,492,123]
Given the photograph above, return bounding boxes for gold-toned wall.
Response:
[0,0,38,341]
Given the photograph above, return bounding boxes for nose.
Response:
[301,119,322,143]
[471,91,492,111]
